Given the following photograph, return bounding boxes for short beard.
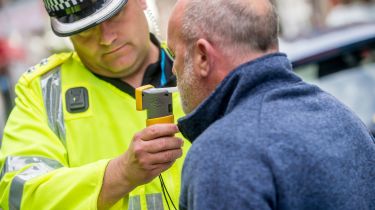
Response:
[177,48,199,114]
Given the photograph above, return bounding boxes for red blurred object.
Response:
[0,38,25,70]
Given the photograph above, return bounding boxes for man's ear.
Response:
[138,0,148,10]
[193,39,215,78]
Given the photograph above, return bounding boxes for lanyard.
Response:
[160,49,167,87]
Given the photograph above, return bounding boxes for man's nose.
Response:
[99,20,117,46]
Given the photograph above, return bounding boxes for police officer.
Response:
[0,0,189,209]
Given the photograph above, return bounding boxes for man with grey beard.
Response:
[167,0,375,209]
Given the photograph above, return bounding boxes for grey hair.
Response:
[181,0,279,55]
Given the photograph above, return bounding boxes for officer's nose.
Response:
[99,20,117,46]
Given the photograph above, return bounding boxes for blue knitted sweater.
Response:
[178,53,375,210]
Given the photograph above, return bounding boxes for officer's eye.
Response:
[75,26,96,38]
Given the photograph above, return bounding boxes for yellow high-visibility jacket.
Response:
[0,51,190,210]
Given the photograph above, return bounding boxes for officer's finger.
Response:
[149,161,176,176]
[140,124,179,141]
[148,148,183,165]
[144,137,184,153]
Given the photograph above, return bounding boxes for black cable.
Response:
[159,175,171,210]
[159,174,177,210]
[160,175,177,210]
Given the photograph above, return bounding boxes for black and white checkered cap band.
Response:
[44,0,84,13]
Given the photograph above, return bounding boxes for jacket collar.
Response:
[177,53,297,142]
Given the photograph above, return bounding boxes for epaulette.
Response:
[22,52,73,84]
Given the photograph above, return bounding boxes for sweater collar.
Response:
[177,53,296,142]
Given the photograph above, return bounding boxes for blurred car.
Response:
[279,22,375,135]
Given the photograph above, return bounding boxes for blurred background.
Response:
[0,0,374,136]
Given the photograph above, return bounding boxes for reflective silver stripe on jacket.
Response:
[128,195,141,210]
[128,193,164,210]
[0,156,62,210]
[146,193,164,210]
[41,67,66,146]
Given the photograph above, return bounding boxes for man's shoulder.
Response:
[21,52,73,84]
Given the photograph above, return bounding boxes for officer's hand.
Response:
[98,124,183,209]
[120,123,183,188]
